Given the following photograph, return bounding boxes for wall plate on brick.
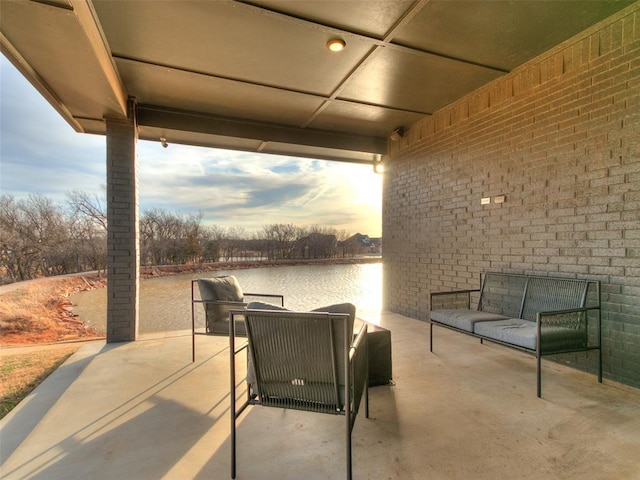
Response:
[494,195,506,204]
[481,197,491,205]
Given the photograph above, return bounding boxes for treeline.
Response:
[0,193,365,283]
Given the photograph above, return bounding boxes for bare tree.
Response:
[66,189,107,274]
[260,223,299,260]
[220,226,248,261]
[140,209,207,265]
[0,192,372,284]
[200,225,225,263]
[0,194,70,281]
[66,189,107,231]
[68,214,107,273]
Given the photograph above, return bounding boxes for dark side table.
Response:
[366,323,393,386]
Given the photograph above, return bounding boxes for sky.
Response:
[0,56,382,237]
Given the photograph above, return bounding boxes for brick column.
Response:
[105,115,139,343]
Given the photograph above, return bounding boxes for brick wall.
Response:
[384,4,640,387]
[106,116,140,343]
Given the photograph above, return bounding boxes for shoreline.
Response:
[1,257,381,346]
[140,256,381,278]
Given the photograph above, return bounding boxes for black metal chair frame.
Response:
[190,279,284,362]
[229,308,369,480]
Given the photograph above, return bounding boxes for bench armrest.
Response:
[537,306,600,327]
[536,306,601,352]
[430,289,480,310]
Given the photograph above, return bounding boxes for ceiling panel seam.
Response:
[302,0,436,130]
[235,0,510,73]
[113,55,432,119]
[381,0,431,43]
[237,0,509,136]
[113,54,326,100]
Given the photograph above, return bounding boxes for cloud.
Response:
[133,141,381,234]
[1,57,106,200]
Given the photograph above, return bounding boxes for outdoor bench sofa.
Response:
[429,272,602,397]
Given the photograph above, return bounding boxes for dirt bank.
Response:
[0,275,106,346]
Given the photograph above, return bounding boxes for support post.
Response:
[105,106,139,343]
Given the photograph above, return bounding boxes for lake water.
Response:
[73,262,383,334]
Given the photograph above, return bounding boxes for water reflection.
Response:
[73,262,382,334]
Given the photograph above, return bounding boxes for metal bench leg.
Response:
[598,347,603,383]
[536,353,542,398]
[429,322,433,352]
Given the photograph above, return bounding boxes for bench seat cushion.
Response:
[474,319,587,352]
[430,309,509,332]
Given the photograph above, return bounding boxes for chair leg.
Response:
[346,412,352,480]
[230,326,237,479]
[231,416,237,479]
[365,383,369,419]
[536,353,542,398]
[191,281,196,362]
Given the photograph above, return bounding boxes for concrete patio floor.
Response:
[1,311,639,480]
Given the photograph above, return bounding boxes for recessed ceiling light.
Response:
[326,38,346,52]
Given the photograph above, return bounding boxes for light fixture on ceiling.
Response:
[160,137,168,148]
[326,38,346,52]
[389,127,404,142]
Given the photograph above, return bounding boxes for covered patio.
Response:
[2,311,639,479]
[2,1,639,478]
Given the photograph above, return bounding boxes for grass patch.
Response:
[0,345,80,419]
[0,276,105,418]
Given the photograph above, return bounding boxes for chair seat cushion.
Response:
[430,309,509,332]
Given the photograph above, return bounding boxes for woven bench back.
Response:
[479,273,589,322]
[521,276,588,322]
[478,273,527,318]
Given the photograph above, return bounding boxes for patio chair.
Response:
[229,308,369,480]
[191,275,284,361]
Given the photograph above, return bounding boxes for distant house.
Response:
[293,232,337,259]
[340,233,382,257]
